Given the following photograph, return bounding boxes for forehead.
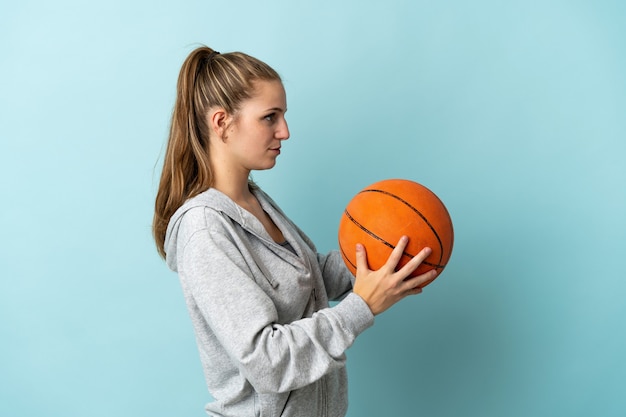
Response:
[244,80,287,111]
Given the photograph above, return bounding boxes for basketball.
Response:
[338,179,454,287]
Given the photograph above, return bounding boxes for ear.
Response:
[208,108,232,140]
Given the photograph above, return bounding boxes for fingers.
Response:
[392,240,438,291]
[356,236,437,290]
[407,286,424,295]
[359,236,434,279]
[356,237,410,273]
[397,246,432,276]
[404,269,438,291]
[353,236,436,315]
[383,235,410,271]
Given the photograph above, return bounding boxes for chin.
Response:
[253,162,277,171]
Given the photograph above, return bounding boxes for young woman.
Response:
[153,46,437,417]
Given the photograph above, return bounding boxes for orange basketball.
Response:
[338,179,454,287]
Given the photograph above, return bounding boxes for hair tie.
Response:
[195,51,220,83]
[207,51,220,62]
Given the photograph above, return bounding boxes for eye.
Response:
[263,113,276,123]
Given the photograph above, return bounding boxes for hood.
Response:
[164,187,269,272]
[164,203,187,273]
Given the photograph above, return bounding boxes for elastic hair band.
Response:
[195,50,221,84]
[207,51,220,62]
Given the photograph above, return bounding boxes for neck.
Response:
[212,168,254,206]
[209,140,255,206]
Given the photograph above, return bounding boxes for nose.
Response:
[276,117,290,140]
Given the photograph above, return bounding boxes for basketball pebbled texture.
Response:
[338,179,454,286]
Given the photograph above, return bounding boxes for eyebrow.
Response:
[265,107,287,113]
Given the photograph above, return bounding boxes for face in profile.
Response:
[219,80,290,172]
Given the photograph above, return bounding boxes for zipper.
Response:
[321,376,328,417]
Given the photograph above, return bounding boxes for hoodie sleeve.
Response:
[177,212,374,394]
[317,251,355,301]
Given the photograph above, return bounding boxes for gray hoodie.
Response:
[164,187,374,417]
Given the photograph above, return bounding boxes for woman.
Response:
[153,46,437,417]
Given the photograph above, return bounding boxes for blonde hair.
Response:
[153,46,281,258]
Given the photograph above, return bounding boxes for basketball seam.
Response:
[339,243,357,271]
[360,188,446,268]
[343,209,444,269]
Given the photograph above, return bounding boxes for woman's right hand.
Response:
[352,236,438,315]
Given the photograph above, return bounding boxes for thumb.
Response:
[355,243,370,273]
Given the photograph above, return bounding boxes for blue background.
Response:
[1,1,625,416]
